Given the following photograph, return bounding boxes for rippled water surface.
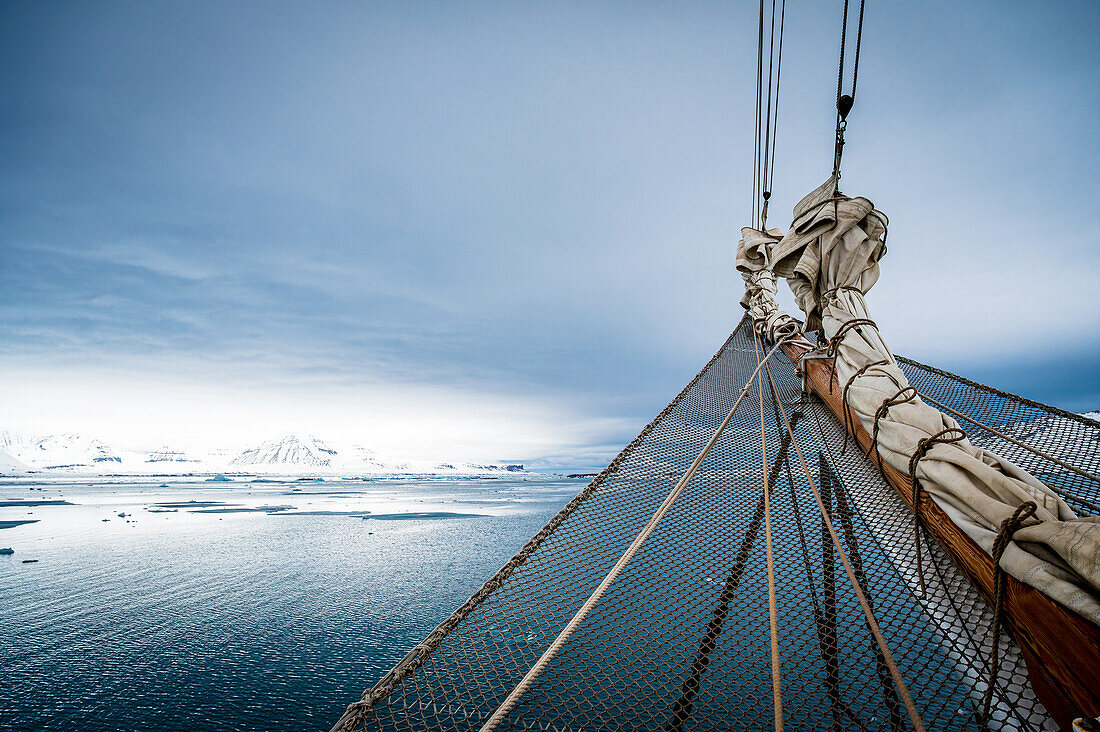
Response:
[0,475,579,731]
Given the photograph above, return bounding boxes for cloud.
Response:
[1,0,1098,465]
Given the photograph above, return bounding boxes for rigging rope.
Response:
[330,321,1087,731]
[753,0,787,228]
[806,391,1050,732]
[761,0,786,228]
[908,428,969,595]
[833,0,867,181]
[753,331,784,731]
[759,344,927,732]
[330,330,747,732]
[914,389,1100,511]
[477,339,789,732]
[752,0,764,228]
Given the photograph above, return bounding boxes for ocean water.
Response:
[0,475,579,731]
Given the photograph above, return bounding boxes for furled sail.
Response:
[736,227,801,344]
[752,176,1100,626]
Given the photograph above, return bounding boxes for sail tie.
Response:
[980,501,1039,728]
[826,318,879,369]
[907,428,968,594]
[840,359,890,454]
[869,386,919,478]
[823,285,866,303]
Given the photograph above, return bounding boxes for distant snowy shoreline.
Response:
[0,431,524,477]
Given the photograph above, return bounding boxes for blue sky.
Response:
[1,1,1098,468]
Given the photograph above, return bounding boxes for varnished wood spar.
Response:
[778,337,1100,730]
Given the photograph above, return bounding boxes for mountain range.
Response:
[4,410,1095,478]
[0,431,524,476]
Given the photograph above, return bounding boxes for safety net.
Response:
[332,317,1100,732]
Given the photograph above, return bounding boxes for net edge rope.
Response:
[329,318,752,732]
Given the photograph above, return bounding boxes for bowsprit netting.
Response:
[332,317,1097,731]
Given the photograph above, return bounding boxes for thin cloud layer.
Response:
[1,1,1098,467]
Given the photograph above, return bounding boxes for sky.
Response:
[1,1,1098,469]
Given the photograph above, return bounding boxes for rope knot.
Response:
[873,386,918,429]
[907,428,967,484]
[853,384,925,585]
[866,385,920,480]
[991,501,1039,565]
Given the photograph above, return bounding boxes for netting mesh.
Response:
[339,320,1100,731]
[898,355,1100,518]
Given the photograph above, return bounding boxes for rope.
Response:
[761,358,926,732]
[813,453,845,728]
[980,501,1038,728]
[476,337,789,732]
[896,354,1100,429]
[822,285,865,303]
[753,331,784,732]
[330,322,752,732]
[825,456,905,731]
[851,0,866,102]
[833,0,867,180]
[666,442,784,732]
[765,0,786,202]
[835,0,849,112]
[907,428,968,594]
[761,0,777,214]
[753,0,787,228]
[806,401,1048,732]
[841,359,890,454]
[760,0,787,227]
[869,386,919,478]
[752,0,764,228]
[914,389,1100,512]
[826,317,878,363]
[769,408,877,731]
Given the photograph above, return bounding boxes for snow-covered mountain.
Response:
[0,431,130,472]
[0,430,525,476]
[226,434,522,475]
[0,447,28,475]
[230,435,340,469]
